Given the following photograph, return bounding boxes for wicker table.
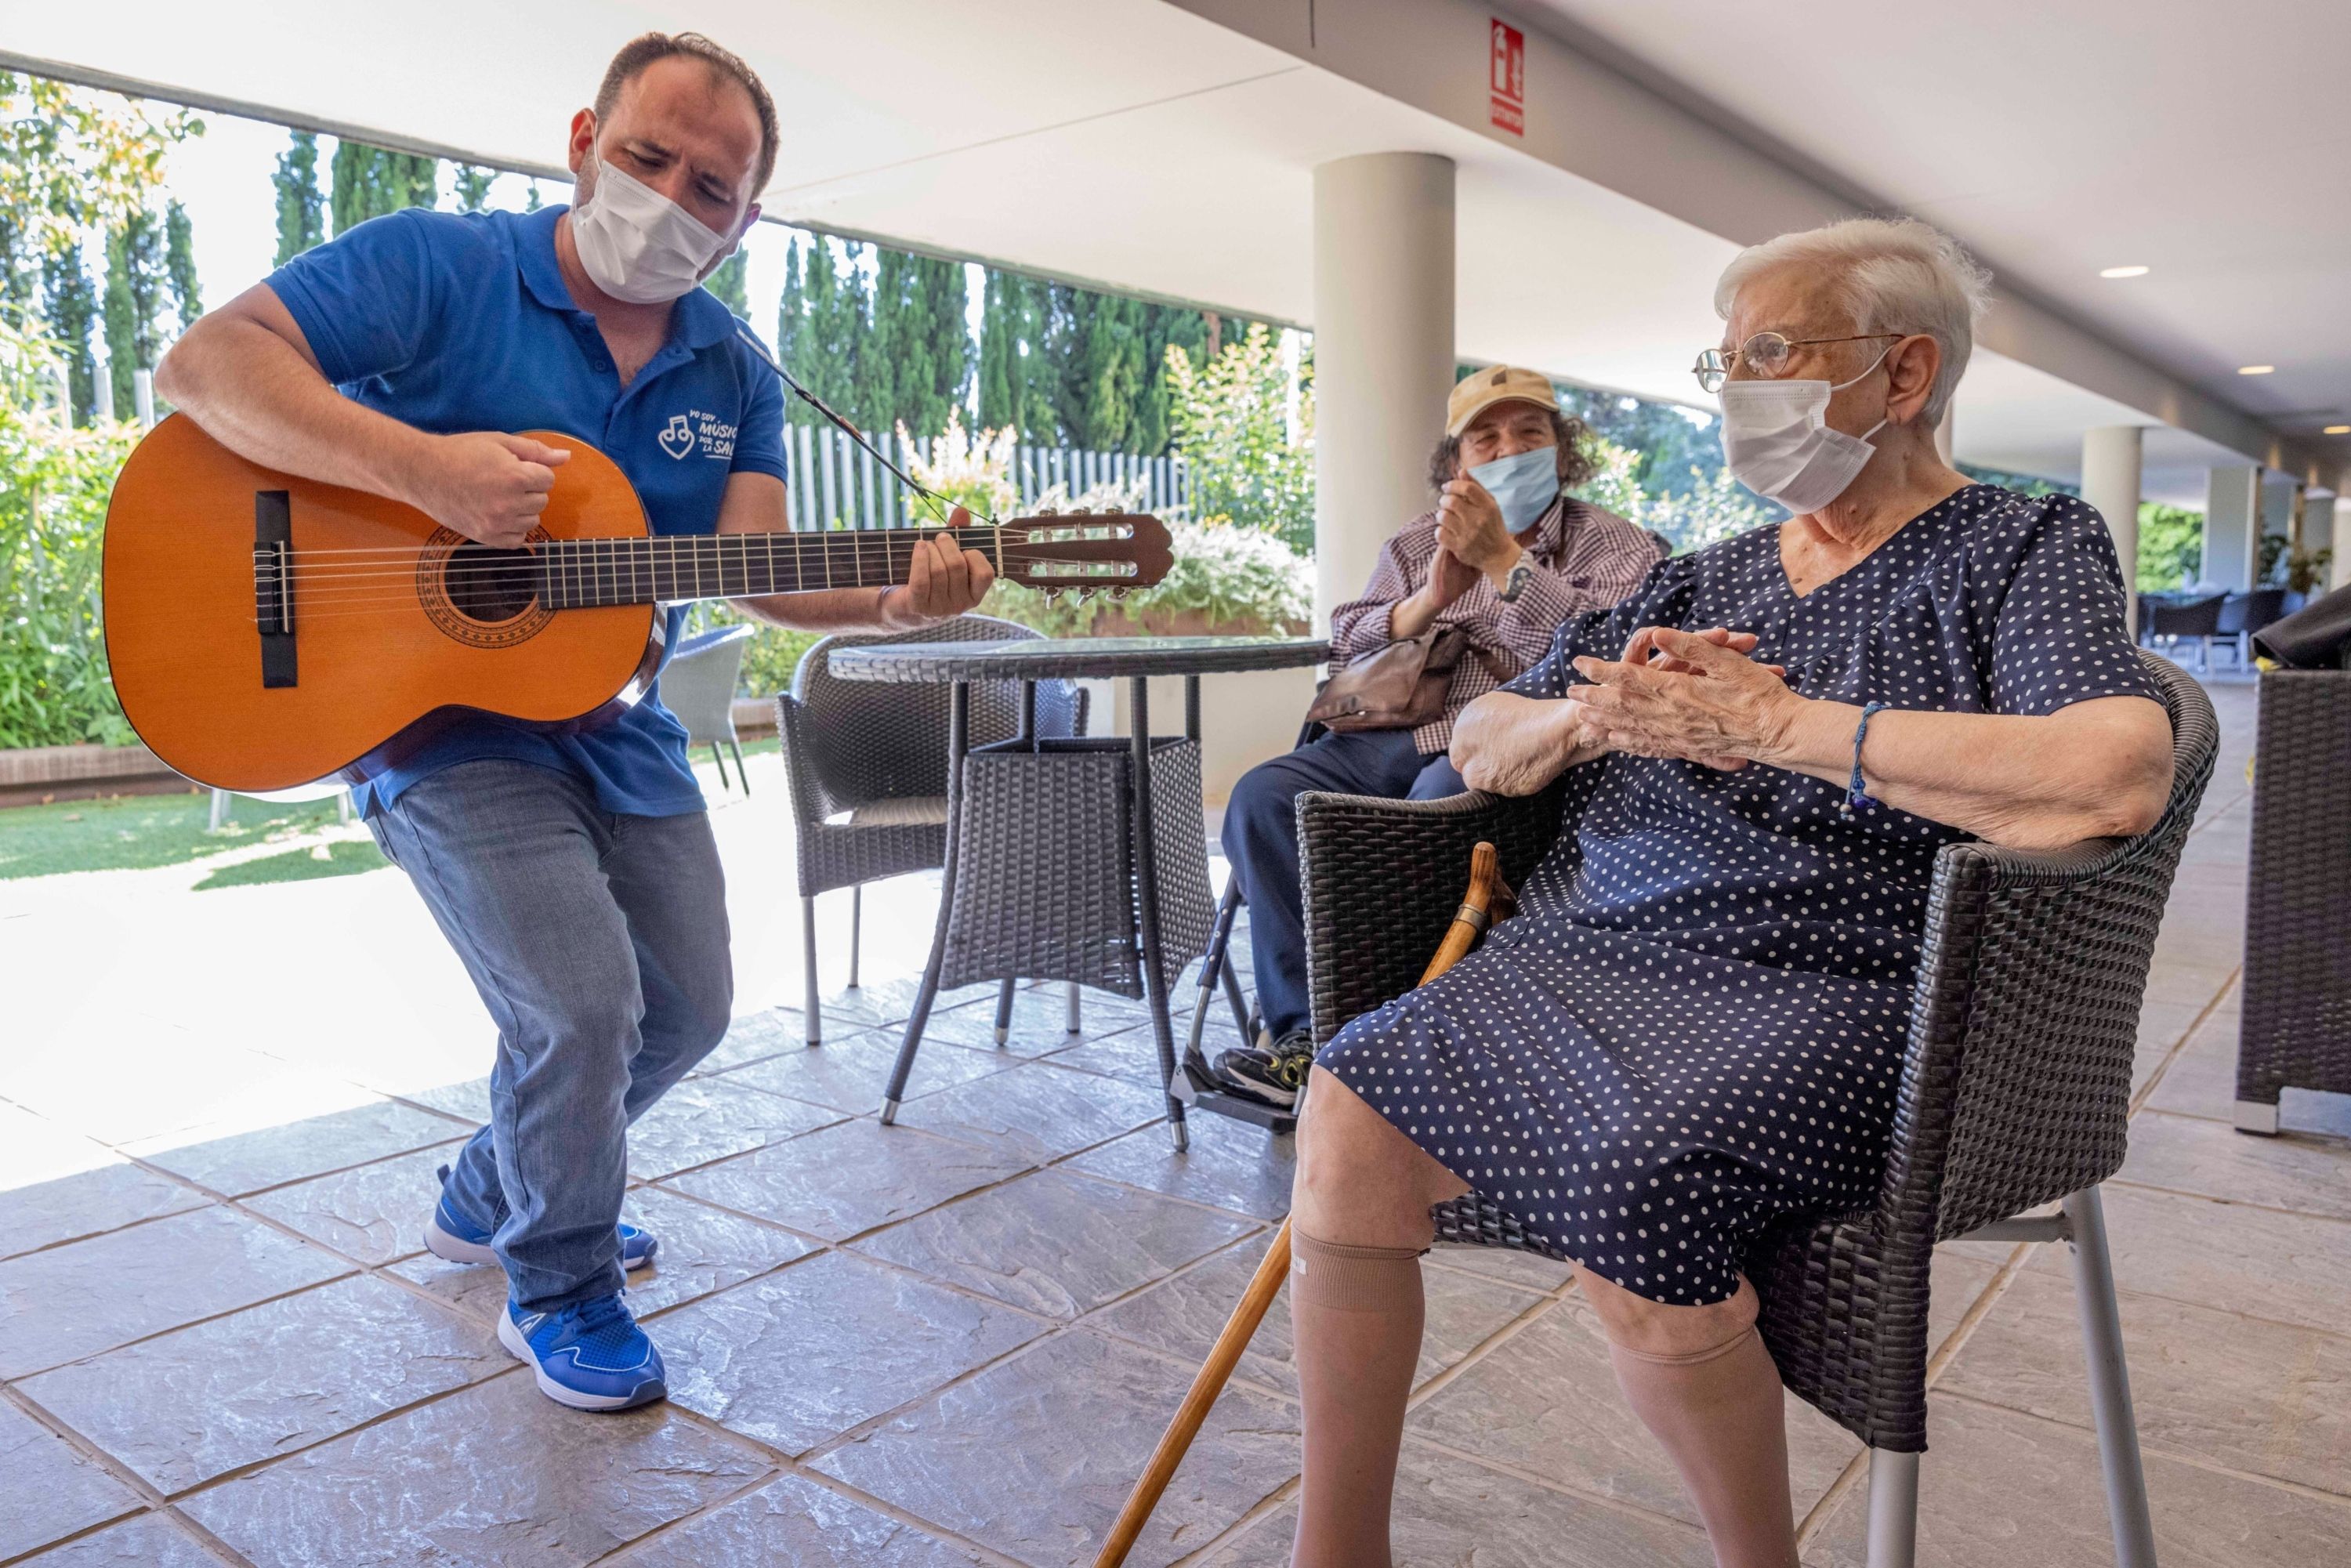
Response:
[830,636,1328,1150]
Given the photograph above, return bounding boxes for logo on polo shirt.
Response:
[657,409,737,462]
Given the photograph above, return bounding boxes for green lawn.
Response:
[0,791,360,881]
[1,735,778,882]
[192,838,389,891]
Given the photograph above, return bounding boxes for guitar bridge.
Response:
[253,491,297,688]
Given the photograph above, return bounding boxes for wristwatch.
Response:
[1496,556,1535,603]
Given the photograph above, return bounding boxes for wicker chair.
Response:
[2236,668,2351,1132]
[663,624,756,793]
[776,614,1085,1042]
[2139,592,2225,671]
[1297,651,2215,1568]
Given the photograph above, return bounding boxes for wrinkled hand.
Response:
[1455,696,1602,796]
[1572,625,1801,772]
[879,511,997,628]
[411,432,570,549]
[1422,544,1480,611]
[1435,477,1519,578]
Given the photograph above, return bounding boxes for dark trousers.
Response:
[1219,727,1465,1043]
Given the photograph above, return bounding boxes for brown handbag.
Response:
[1306,627,1509,733]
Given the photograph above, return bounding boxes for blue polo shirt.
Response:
[267,204,786,817]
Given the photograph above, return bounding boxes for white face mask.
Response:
[570,150,734,305]
[1718,346,1894,515]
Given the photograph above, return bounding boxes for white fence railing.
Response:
[782,424,1188,531]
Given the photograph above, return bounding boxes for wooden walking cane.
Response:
[1092,842,1516,1567]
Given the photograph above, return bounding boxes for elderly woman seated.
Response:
[1287,217,2175,1568]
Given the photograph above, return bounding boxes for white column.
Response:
[2330,497,2351,594]
[1311,153,1456,630]
[2081,425,2143,632]
[2203,465,2261,592]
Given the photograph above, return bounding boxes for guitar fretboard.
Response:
[538,527,1004,609]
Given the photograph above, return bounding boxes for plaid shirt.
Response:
[1330,496,1665,754]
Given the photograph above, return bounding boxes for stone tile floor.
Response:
[4,679,2349,1565]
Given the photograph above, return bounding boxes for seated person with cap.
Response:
[1212,365,1663,1106]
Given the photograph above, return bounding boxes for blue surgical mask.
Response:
[1466,445,1561,533]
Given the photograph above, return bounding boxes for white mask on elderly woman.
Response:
[1718,345,1895,515]
[571,149,735,305]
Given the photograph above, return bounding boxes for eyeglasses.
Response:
[1693,332,1904,393]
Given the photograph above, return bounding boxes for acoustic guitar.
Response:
[102,415,1173,793]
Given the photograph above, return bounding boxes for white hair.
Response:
[1713,217,1993,424]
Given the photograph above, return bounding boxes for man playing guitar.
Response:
[155,31,993,1411]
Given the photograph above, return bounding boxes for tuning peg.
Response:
[1071,505,1092,515]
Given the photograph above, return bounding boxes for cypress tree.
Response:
[835,241,890,433]
[867,245,920,431]
[919,255,972,436]
[453,165,494,212]
[331,142,440,234]
[1051,287,1144,451]
[1129,304,1206,456]
[101,228,136,418]
[164,201,201,328]
[42,244,99,425]
[524,181,545,213]
[1015,275,1057,445]
[273,130,325,265]
[703,250,748,319]
[976,270,1020,433]
[103,213,165,417]
[795,236,864,430]
[776,236,807,423]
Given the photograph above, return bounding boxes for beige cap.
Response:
[1446,364,1559,437]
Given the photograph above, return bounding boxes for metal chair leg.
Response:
[729,739,749,793]
[1864,1447,1918,1568]
[711,743,730,790]
[848,885,862,990]
[209,788,230,831]
[2065,1186,2158,1568]
[802,894,822,1045]
[1066,981,1081,1034]
[994,979,1018,1047]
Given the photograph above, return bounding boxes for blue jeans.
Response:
[1219,727,1465,1043]
[368,759,732,1313]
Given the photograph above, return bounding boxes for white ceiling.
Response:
[5,0,2328,505]
[1520,0,2351,447]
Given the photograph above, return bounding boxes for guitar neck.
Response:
[539,527,1003,610]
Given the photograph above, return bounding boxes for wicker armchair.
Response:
[2236,668,2351,1130]
[1297,652,2216,1568]
[776,614,1085,1041]
[663,624,756,793]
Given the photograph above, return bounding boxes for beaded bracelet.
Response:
[1843,701,1889,815]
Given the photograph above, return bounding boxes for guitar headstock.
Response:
[997,510,1174,594]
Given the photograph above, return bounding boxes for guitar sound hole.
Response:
[444,544,544,624]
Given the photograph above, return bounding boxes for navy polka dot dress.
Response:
[1319,487,2161,1306]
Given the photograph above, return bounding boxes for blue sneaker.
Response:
[424,1168,657,1271]
[498,1293,667,1411]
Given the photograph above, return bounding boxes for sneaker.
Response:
[1214,1031,1314,1108]
[425,1168,658,1272]
[498,1293,667,1411]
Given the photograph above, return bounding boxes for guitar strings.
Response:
[245,577,1121,627]
[267,545,1111,592]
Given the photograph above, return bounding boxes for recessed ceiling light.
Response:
[2237,364,2276,375]
[2327,425,2351,435]
[2099,265,2150,278]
